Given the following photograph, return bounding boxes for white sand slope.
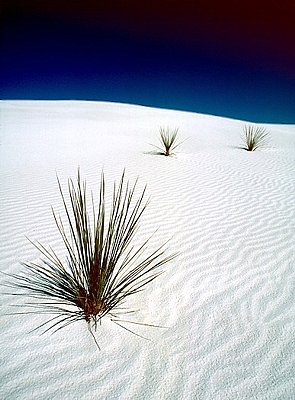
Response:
[0,100,295,400]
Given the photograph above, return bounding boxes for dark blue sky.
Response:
[1,1,295,122]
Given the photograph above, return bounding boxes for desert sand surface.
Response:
[1,100,294,399]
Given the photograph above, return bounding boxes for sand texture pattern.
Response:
[0,101,295,400]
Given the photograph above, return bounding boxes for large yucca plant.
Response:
[151,127,181,156]
[242,124,269,151]
[6,171,176,349]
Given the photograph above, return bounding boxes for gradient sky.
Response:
[1,0,295,122]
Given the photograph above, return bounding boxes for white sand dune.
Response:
[0,100,295,400]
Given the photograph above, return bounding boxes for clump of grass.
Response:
[152,127,181,156]
[6,170,176,349]
[242,124,269,151]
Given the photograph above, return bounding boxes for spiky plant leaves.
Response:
[151,127,181,156]
[6,170,176,349]
[242,124,269,151]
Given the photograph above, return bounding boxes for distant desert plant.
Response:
[7,170,176,349]
[242,124,269,151]
[152,127,182,156]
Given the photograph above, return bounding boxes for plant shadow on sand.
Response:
[143,150,174,156]
[229,145,247,150]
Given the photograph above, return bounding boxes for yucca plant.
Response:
[151,127,181,156]
[6,170,176,349]
[242,124,269,151]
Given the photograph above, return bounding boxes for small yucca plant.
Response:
[152,127,181,156]
[242,124,269,151]
[6,170,176,349]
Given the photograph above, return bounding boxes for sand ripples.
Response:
[1,102,294,399]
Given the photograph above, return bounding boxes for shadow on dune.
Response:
[229,145,246,150]
[143,150,166,156]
